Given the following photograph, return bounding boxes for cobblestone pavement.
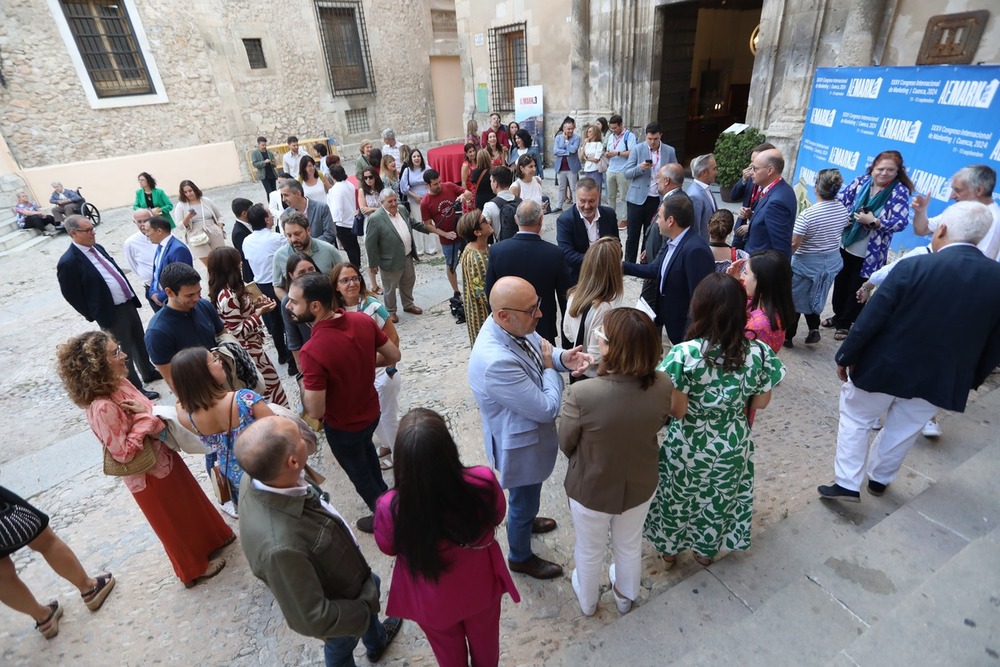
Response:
[2,180,985,665]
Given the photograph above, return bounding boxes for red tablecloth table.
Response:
[428,143,468,185]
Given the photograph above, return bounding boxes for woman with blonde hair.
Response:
[465,119,481,150]
[381,154,401,197]
[355,140,373,181]
[56,332,233,588]
[580,124,606,196]
[562,237,626,379]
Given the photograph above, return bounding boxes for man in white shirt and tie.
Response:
[685,153,718,242]
[57,215,161,398]
[124,209,158,308]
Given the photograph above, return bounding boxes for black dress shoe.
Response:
[867,480,888,496]
[366,616,403,662]
[805,330,821,345]
[818,483,860,503]
[143,371,163,383]
[508,555,563,579]
[531,517,557,534]
[286,360,299,376]
[784,338,794,349]
[355,514,375,534]
[141,389,161,401]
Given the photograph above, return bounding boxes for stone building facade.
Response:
[0,0,460,208]
[456,0,998,170]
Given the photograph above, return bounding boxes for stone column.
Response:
[570,0,591,112]
[837,0,888,66]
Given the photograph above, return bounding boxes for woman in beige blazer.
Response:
[559,308,672,616]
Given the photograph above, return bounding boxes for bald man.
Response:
[468,276,592,580]
[235,416,402,665]
[744,148,796,257]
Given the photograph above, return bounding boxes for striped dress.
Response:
[215,287,289,407]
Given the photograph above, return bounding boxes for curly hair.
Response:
[56,331,120,407]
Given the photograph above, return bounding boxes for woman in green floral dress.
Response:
[457,210,494,346]
[644,273,786,566]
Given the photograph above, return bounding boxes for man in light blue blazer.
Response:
[684,153,718,241]
[468,276,592,580]
[552,119,581,212]
[622,122,677,262]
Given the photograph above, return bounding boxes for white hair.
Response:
[938,200,993,245]
[51,180,63,188]
[379,188,398,203]
[690,153,715,178]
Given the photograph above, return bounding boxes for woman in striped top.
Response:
[786,169,849,346]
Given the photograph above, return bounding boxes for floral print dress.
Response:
[185,389,264,501]
[643,339,785,558]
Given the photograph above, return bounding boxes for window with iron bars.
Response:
[314,0,376,95]
[242,38,267,69]
[345,108,370,134]
[59,0,153,98]
[488,23,528,112]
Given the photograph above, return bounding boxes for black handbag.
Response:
[353,211,366,236]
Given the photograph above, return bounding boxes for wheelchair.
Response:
[76,186,101,227]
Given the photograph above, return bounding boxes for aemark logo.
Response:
[828,147,860,171]
[810,108,836,127]
[991,139,1000,163]
[910,169,951,202]
[937,79,998,108]
[877,118,921,144]
[847,77,882,99]
[798,167,817,186]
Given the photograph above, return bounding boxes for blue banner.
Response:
[795,65,1000,251]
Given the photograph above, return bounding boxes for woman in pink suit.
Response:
[374,408,519,666]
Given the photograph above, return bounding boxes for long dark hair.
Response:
[361,168,383,196]
[686,273,749,372]
[747,250,795,333]
[207,246,245,306]
[389,408,497,582]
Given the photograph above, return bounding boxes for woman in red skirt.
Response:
[56,332,234,588]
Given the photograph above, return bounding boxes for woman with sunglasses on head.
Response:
[171,347,273,514]
[331,262,403,468]
[562,238,625,379]
[457,210,494,346]
[643,274,785,568]
[559,308,671,616]
[56,332,233,588]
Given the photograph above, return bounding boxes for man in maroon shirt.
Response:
[288,273,401,533]
[420,169,473,298]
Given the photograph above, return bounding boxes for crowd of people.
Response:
[3,116,996,667]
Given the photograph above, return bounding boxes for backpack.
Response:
[492,194,522,242]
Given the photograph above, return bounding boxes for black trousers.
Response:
[830,249,866,329]
[107,302,158,388]
[337,226,362,268]
[625,196,660,263]
[261,177,277,199]
[22,214,55,231]
[786,312,821,339]
[257,282,289,362]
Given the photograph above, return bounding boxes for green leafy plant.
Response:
[713,126,766,189]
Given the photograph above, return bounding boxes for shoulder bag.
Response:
[209,393,237,504]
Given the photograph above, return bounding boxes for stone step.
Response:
[830,526,1000,667]
[0,217,19,237]
[0,226,44,253]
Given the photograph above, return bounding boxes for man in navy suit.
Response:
[485,200,571,345]
[145,215,194,311]
[622,122,678,263]
[730,142,775,250]
[819,201,1000,502]
[744,148,796,258]
[56,215,160,399]
[623,196,714,344]
[556,178,620,285]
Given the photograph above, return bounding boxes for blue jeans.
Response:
[506,482,542,563]
[323,573,388,667]
[324,416,387,512]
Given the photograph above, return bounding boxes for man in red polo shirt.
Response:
[420,168,472,300]
[288,273,401,533]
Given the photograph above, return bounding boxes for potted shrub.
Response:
[714,126,766,202]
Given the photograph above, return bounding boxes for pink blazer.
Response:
[374,466,520,630]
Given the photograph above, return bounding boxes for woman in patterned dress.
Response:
[171,347,273,511]
[207,247,289,407]
[643,274,786,567]
[331,262,403,468]
[457,210,493,346]
[460,142,478,215]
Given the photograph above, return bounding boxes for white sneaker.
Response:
[219,501,239,518]
[571,569,596,616]
[608,564,632,614]
[922,420,942,438]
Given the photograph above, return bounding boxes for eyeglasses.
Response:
[593,325,609,343]
[501,297,542,317]
[72,227,96,234]
[112,345,124,358]
[337,275,361,285]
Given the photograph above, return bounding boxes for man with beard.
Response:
[272,213,346,297]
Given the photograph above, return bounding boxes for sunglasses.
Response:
[593,325,609,343]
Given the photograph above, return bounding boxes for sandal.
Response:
[694,554,713,567]
[377,446,392,459]
[209,534,237,560]
[35,600,62,639]
[82,572,115,611]
[834,329,850,341]
[821,318,837,328]
[184,558,226,589]
[380,458,394,471]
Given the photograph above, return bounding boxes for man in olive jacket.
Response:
[236,416,402,665]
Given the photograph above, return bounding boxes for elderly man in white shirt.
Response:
[381,129,401,164]
[912,164,1000,261]
[124,209,158,307]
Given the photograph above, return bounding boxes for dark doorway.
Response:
[656,0,763,166]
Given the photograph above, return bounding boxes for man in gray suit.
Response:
[281,179,337,246]
[685,153,718,241]
[468,277,592,580]
[622,122,678,263]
